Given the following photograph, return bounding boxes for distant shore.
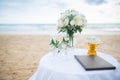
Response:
[0,34,120,80]
[0,23,120,35]
[0,29,120,35]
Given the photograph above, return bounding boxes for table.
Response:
[29,49,120,80]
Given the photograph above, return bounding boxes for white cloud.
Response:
[69,0,120,23]
[85,0,106,5]
[0,0,120,24]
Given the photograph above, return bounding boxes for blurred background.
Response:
[0,0,120,80]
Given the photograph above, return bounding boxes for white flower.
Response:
[53,34,63,42]
[64,18,69,26]
[86,36,102,44]
[76,19,83,26]
[80,15,87,26]
[69,14,86,26]
[70,19,76,26]
[76,15,83,26]
[70,9,79,16]
[57,9,87,34]
[58,19,64,27]
[58,16,69,27]
[61,10,70,18]
[59,9,87,27]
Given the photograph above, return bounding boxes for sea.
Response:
[0,24,120,35]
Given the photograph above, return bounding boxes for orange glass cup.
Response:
[87,43,99,56]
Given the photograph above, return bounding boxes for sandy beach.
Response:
[0,34,120,80]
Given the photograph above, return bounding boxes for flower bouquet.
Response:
[50,35,70,53]
[57,9,87,47]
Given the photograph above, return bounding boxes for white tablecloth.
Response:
[29,49,120,80]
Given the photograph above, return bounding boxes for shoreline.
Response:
[0,30,120,35]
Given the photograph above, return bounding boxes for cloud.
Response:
[85,0,106,5]
[0,0,32,3]
[50,1,67,9]
[0,0,120,23]
[116,2,120,6]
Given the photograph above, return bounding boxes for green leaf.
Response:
[50,39,54,45]
[78,27,82,33]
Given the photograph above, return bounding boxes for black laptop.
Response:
[74,55,116,71]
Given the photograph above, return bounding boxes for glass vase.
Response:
[69,36,74,47]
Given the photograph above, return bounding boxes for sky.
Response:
[0,0,120,24]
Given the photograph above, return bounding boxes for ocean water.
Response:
[0,24,120,34]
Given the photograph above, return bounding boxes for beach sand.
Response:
[0,34,120,80]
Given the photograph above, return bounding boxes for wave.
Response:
[0,24,120,34]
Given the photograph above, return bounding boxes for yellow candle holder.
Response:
[87,43,99,56]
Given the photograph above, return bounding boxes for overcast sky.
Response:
[0,0,120,24]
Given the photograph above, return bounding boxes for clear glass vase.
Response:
[69,36,74,47]
[69,36,77,48]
